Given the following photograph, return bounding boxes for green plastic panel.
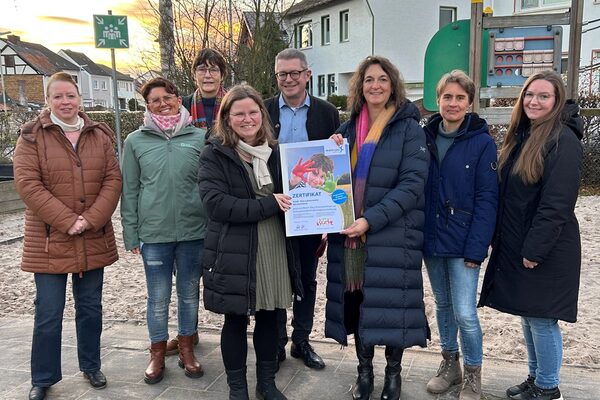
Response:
[423,19,489,112]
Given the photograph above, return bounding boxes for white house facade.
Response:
[285,0,472,100]
[58,50,112,109]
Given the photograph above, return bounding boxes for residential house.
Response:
[58,49,112,109]
[488,0,600,93]
[0,35,79,108]
[283,0,472,100]
[97,64,135,110]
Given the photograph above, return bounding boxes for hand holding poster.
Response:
[280,139,355,236]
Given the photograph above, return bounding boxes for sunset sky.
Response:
[0,0,155,72]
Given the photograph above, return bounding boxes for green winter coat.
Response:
[121,124,207,250]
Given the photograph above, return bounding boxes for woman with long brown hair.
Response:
[328,56,429,400]
[479,70,584,400]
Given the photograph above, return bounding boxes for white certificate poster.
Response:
[280,139,355,237]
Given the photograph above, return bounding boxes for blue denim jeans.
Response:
[424,256,483,366]
[31,268,104,387]
[141,240,203,343]
[521,317,563,389]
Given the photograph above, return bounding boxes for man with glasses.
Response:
[182,48,227,132]
[265,48,340,371]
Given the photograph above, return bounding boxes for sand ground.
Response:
[1,197,598,368]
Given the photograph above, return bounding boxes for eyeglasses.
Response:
[275,69,307,81]
[230,111,261,120]
[196,66,221,76]
[523,92,555,103]
[147,94,178,106]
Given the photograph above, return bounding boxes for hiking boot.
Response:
[426,351,462,394]
[511,383,563,400]
[459,365,481,400]
[507,376,535,398]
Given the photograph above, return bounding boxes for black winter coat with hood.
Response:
[198,137,302,316]
[478,100,584,323]
[325,101,430,348]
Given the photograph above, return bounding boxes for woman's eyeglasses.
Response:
[196,66,221,76]
[523,92,555,103]
[147,94,178,106]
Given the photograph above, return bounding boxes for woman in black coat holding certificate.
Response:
[198,84,301,400]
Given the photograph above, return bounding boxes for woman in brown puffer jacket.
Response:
[13,72,122,400]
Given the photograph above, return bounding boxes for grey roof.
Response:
[96,64,134,81]
[243,11,282,32]
[4,36,79,75]
[286,0,345,17]
[60,50,111,76]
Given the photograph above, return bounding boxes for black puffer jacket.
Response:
[478,101,584,322]
[198,137,302,316]
[325,101,430,348]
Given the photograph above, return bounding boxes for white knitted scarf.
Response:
[235,139,273,189]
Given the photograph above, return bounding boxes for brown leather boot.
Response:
[177,334,204,378]
[144,341,167,384]
[166,331,199,356]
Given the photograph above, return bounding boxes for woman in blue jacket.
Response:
[423,70,498,400]
[329,56,429,400]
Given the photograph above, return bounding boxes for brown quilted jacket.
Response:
[13,110,122,274]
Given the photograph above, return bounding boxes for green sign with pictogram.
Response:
[93,15,129,49]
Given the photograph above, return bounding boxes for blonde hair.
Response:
[213,84,276,147]
[498,70,566,184]
[46,72,80,97]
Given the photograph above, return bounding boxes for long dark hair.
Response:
[346,55,407,116]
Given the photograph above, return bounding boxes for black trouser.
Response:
[277,234,321,348]
[221,310,278,370]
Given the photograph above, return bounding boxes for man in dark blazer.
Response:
[265,48,340,371]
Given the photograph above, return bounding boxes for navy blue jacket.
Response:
[325,102,430,348]
[423,113,498,264]
[479,101,583,322]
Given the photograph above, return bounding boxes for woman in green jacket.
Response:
[120,77,207,384]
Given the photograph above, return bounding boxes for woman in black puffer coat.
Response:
[198,84,301,400]
[328,56,429,400]
[478,71,584,400]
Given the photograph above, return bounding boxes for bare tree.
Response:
[158,0,176,79]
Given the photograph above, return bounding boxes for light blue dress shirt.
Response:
[277,93,311,144]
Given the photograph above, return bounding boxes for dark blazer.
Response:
[478,101,584,323]
[264,93,340,141]
[198,138,302,316]
[423,113,498,264]
[325,101,430,348]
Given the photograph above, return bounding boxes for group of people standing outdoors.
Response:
[13,44,583,400]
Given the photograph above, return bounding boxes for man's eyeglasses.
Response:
[147,94,178,106]
[523,92,555,103]
[275,69,307,81]
[196,66,221,76]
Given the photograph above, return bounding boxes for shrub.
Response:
[327,95,348,111]
[87,111,144,140]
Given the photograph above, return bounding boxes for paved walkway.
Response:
[0,317,597,400]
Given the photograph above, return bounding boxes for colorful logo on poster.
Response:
[331,189,348,204]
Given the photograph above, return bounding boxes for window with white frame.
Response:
[521,0,569,10]
[101,81,107,90]
[307,76,313,95]
[295,21,312,49]
[340,10,349,42]
[318,75,326,96]
[439,6,457,29]
[93,80,99,89]
[3,55,15,68]
[321,15,330,45]
[327,74,336,95]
